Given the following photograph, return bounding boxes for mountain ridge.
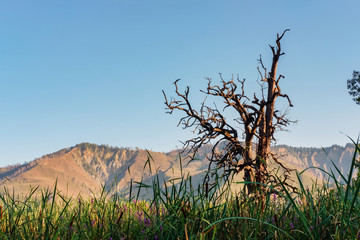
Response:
[0,142,357,197]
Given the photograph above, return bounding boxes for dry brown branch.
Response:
[163,30,295,195]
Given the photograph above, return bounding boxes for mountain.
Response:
[0,143,206,198]
[0,143,357,198]
[275,143,357,183]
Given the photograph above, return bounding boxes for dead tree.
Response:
[163,30,294,194]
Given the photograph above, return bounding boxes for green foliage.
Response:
[1,142,360,239]
[347,70,360,105]
[354,146,360,183]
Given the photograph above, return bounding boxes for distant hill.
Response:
[0,142,357,198]
[275,143,357,183]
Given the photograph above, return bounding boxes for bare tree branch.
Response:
[163,30,295,195]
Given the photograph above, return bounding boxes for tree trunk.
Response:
[244,135,254,194]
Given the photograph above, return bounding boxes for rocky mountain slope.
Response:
[0,143,357,198]
[275,143,357,183]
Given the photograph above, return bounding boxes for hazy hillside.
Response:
[0,143,197,197]
[0,142,357,198]
[275,143,356,183]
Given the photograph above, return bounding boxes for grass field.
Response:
[0,141,359,240]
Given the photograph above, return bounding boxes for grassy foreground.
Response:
[0,142,360,240]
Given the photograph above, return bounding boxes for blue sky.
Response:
[0,1,359,167]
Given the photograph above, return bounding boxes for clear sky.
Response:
[1,0,359,167]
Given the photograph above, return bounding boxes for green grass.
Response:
[0,141,359,239]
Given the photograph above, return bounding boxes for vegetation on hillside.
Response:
[0,141,359,239]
